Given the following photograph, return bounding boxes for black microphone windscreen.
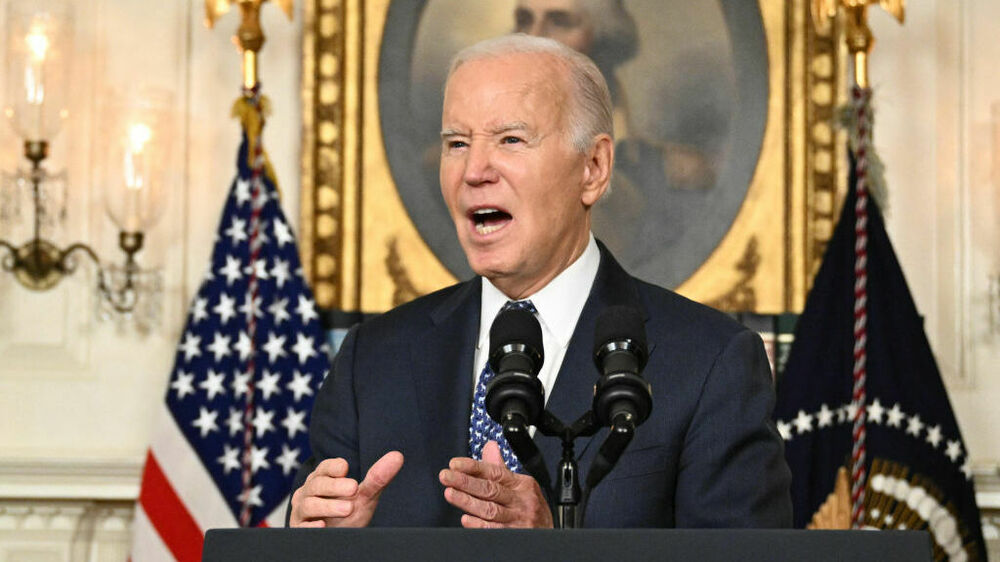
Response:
[489,306,544,362]
[593,305,647,354]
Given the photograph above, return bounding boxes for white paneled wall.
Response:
[0,0,301,558]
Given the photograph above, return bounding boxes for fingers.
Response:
[439,466,513,505]
[443,485,512,524]
[308,457,349,480]
[357,451,405,500]
[480,440,505,467]
[461,514,504,529]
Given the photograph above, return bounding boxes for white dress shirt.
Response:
[473,234,601,409]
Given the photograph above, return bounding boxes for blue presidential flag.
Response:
[773,149,987,560]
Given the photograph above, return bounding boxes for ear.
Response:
[580,134,613,207]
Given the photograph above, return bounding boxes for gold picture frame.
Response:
[299,0,845,315]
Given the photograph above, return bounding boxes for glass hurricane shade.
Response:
[4,0,73,141]
[102,91,173,233]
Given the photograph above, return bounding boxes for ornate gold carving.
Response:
[300,0,348,309]
[386,237,421,308]
[808,466,852,529]
[706,237,760,312]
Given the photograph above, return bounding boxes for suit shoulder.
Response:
[354,280,474,338]
[634,278,751,350]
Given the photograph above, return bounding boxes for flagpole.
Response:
[812,0,905,530]
[203,0,295,527]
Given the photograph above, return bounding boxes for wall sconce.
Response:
[0,0,170,317]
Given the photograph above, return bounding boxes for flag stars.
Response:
[258,370,282,401]
[276,445,301,476]
[170,371,196,400]
[925,425,943,448]
[281,407,308,438]
[232,370,251,398]
[219,255,243,285]
[287,371,314,402]
[271,258,291,288]
[192,407,220,438]
[252,407,275,438]
[225,217,248,245]
[225,407,244,436]
[296,295,318,324]
[292,333,318,365]
[234,331,252,361]
[905,414,924,437]
[945,440,962,462]
[239,485,264,508]
[268,297,290,326]
[179,333,202,362]
[868,398,885,424]
[845,401,859,423]
[960,459,972,480]
[250,445,270,473]
[262,333,288,363]
[792,410,814,434]
[235,178,252,205]
[199,369,227,400]
[777,420,793,441]
[217,445,240,474]
[885,403,905,428]
[214,293,237,324]
[240,294,263,321]
[273,217,294,247]
[816,404,834,428]
[191,297,208,324]
[207,332,233,363]
[246,258,269,280]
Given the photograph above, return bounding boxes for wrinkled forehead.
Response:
[516,0,583,14]
[443,53,571,112]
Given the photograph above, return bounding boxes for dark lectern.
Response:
[202,528,932,562]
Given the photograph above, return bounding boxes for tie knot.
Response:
[502,299,537,315]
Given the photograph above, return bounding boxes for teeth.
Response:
[473,208,499,215]
[475,223,504,235]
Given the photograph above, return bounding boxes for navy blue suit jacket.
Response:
[292,244,792,527]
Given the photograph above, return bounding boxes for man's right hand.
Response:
[289,451,404,527]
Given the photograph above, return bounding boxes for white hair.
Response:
[447,34,614,153]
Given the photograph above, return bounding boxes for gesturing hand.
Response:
[439,441,553,528]
[289,451,404,528]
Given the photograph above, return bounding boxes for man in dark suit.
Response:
[288,34,791,529]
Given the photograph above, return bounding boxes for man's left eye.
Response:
[501,136,523,145]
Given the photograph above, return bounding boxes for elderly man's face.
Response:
[514,0,594,55]
[439,54,604,298]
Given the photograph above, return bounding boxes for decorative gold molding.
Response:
[301,0,847,314]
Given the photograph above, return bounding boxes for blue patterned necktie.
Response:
[468,299,537,473]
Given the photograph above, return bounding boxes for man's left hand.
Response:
[439,441,554,528]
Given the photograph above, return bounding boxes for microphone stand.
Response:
[503,410,628,529]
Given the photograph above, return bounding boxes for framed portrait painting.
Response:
[299,0,847,315]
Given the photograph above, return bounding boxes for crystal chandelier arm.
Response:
[60,241,138,313]
[0,239,18,272]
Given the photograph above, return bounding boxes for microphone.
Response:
[591,305,652,428]
[586,305,653,491]
[484,306,545,429]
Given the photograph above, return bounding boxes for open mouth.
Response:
[469,207,512,236]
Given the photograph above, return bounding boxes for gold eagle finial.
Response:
[811,0,905,88]
[204,0,295,90]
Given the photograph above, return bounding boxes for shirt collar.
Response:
[478,233,600,350]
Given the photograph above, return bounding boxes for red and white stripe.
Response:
[130,404,287,560]
[850,86,872,528]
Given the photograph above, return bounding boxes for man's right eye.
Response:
[447,140,468,150]
[514,8,533,31]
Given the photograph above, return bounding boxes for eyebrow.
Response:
[440,122,530,138]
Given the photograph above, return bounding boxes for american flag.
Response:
[131,97,328,560]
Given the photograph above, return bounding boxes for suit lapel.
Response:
[412,278,481,475]
[535,242,650,467]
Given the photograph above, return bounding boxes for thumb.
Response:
[358,451,404,500]
[481,440,507,469]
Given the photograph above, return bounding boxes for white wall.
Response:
[0,0,301,557]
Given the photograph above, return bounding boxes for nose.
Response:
[462,140,499,186]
